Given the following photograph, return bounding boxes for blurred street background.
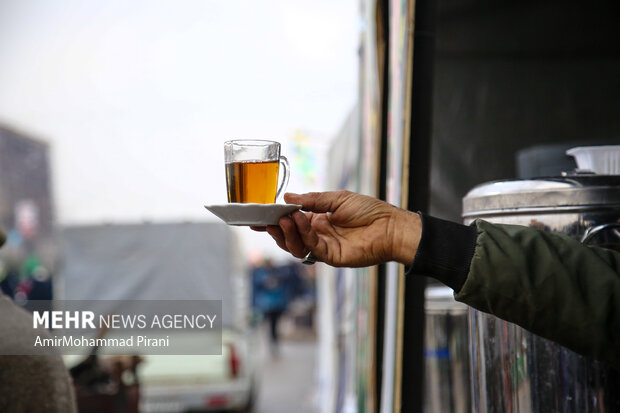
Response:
[0,1,357,412]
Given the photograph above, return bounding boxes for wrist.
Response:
[391,210,422,265]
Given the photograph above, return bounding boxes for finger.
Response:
[284,191,351,214]
[291,211,321,252]
[312,213,336,234]
[250,226,267,232]
[278,216,309,258]
[265,226,289,252]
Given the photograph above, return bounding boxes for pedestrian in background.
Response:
[251,259,288,357]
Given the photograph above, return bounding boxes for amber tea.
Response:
[226,160,280,203]
[224,140,289,203]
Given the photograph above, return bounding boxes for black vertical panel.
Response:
[400,0,435,412]
[375,0,390,409]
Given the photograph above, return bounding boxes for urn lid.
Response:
[462,175,620,218]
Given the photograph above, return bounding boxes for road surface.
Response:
[254,330,317,413]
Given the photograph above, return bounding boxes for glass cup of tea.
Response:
[224,140,290,204]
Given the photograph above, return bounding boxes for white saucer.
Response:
[204,203,302,226]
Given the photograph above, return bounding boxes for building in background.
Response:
[0,124,56,302]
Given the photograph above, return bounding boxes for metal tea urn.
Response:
[462,175,620,412]
[424,286,470,413]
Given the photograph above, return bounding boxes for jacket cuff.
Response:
[405,214,477,292]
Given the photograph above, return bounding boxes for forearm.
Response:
[459,220,620,367]
[407,215,620,368]
[404,214,477,291]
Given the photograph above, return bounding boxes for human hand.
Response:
[252,191,421,267]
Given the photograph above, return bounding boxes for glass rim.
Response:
[224,139,280,147]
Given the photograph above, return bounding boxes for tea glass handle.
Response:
[580,223,620,244]
[276,155,290,202]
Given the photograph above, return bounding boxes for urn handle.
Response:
[580,222,620,244]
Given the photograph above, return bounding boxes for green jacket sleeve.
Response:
[455,219,620,368]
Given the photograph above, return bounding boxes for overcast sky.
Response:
[0,1,358,232]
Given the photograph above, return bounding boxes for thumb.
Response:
[284,191,351,213]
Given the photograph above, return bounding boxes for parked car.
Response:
[139,329,259,412]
